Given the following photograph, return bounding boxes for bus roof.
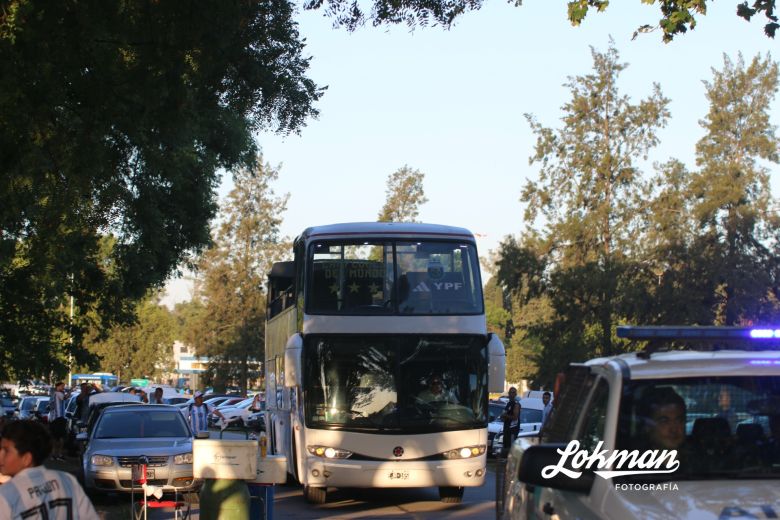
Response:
[298,222,476,243]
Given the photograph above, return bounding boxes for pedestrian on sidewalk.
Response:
[48,382,67,461]
[186,391,226,437]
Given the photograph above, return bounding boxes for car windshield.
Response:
[521,407,543,423]
[489,403,504,422]
[95,410,190,439]
[20,398,38,410]
[618,376,780,481]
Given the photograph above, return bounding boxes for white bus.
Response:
[265,222,505,504]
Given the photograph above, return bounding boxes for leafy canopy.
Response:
[305,0,779,40]
[0,1,321,377]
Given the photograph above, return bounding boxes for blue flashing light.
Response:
[618,326,780,341]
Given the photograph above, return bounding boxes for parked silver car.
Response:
[80,404,198,493]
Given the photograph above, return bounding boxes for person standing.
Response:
[0,421,98,519]
[48,382,67,461]
[149,387,164,405]
[541,391,553,428]
[74,382,101,425]
[186,391,225,437]
[499,387,521,458]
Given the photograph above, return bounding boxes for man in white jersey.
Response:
[48,382,67,461]
[0,420,98,519]
[186,391,226,437]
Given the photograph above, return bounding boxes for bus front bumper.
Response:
[303,456,487,488]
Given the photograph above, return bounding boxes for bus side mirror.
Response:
[487,333,506,393]
[284,334,303,387]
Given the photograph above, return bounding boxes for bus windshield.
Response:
[303,335,488,433]
[307,240,482,315]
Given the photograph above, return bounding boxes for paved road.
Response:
[54,428,505,519]
[272,459,503,520]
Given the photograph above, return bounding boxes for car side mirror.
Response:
[518,444,594,494]
[76,433,88,442]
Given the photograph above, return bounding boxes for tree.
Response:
[188,157,290,394]
[690,53,780,324]
[521,41,669,357]
[305,0,780,40]
[0,1,321,378]
[85,294,176,382]
[377,165,428,222]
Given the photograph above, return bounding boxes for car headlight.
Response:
[442,445,486,460]
[174,453,193,465]
[90,455,114,466]
[306,445,353,459]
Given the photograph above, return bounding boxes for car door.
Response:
[533,375,611,520]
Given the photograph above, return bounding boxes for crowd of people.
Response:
[0,383,259,518]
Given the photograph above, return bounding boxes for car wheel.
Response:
[303,485,327,504]
[439,486,464,503]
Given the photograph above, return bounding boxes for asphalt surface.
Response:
[45,428,505,519]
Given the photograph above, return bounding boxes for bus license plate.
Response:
[387,470,409,481]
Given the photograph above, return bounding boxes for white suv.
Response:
[501,326,780,520]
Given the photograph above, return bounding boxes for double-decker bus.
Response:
[265,222,505,504]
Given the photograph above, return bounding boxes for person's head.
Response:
[638,387,687,450]
[0,421,52,476]
[154,388,163,398]
[194,391,204,404]
[80,382,89,393]
[55,382,65,392]
[718,386,731,410]
[507,387,518,400]
[542,391,551,406]
[428,376,444,395]
[128,387,137,395]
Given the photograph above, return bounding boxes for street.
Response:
[48,428,504,519]
[273,459,502,519]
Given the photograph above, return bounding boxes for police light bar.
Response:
[617,326,780,340]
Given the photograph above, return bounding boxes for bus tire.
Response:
[439,486,464,503]
[303,485,327,504]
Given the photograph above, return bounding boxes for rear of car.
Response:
[17,396,39,419]
[83,405,197,493]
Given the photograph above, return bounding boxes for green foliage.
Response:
[497,47,780,385]
[84,293,176,381]
[0,0,321,380]
[377,165,429,222]
[484,277,511,342]
[691,53,780,324]
[185,157,290,395]
[304,0,777,40]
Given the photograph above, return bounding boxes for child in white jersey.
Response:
[0,420,98,519]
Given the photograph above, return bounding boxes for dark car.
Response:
[1,398,15,418]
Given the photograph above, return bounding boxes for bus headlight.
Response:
[442,445,486,460]
[90,455,114,466]
[307,445,353,459]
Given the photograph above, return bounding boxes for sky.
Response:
[162,1,779,307]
